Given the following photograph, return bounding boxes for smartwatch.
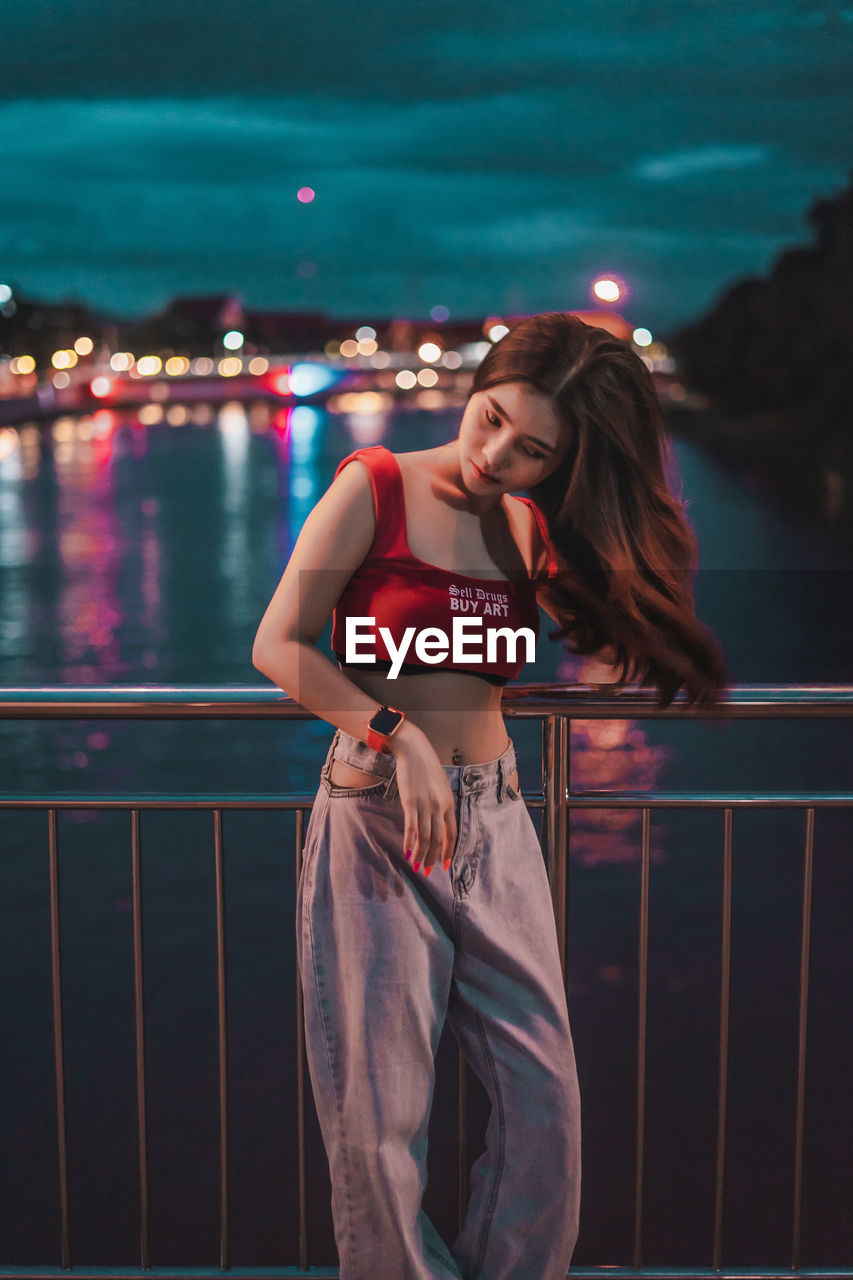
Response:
[366,705,406,754]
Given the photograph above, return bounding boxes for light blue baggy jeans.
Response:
[296,728,582,1280]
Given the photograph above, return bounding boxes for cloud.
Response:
[1,2,850,328]
[3,0,851,103]
[634,145,772,181]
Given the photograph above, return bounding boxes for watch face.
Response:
[370,706,403,735]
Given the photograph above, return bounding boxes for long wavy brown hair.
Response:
[469,312,729,708]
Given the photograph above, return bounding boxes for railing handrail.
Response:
[1,682,852,718]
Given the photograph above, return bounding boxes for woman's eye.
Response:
[484,411,544,460]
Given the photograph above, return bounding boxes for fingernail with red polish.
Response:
[413,861,421,872]
[424,864,433,878]
[443,859,451,872]
[405,849,412,861]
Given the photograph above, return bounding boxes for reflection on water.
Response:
[287,405,324,537]
[560,653,673,868]
[219,402,252,633]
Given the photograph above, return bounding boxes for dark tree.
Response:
[669,173,853,475]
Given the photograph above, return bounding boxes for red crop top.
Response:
[329,446,558,686]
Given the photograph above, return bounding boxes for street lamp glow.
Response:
[290,363,339,397]
[592,278,621,303]
[223,330,244,350]
[0,429,19,461]
[487,324,509,342]
[418,342,442,363]
[632,328,653,346]
[74,336,94,356]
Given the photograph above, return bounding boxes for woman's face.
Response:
[458,381,572,497]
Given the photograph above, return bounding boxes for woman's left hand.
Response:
[391,722,458,876]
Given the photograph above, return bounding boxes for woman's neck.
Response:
[428,441,505,518]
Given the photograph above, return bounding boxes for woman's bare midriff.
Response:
[328,666,520,792]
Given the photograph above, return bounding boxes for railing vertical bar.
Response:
[632,806,651,1270]
[457,1051,469,1235]
[564,714,573,981]
[130,808,150,1269]
[213,808,229,1271]
[713,807,734,1270]
[48,807,71,1270]
[791,805,814,1271]
[294,808,309,1273]
[542,714,568,976]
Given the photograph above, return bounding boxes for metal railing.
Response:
[0,683,851,1280]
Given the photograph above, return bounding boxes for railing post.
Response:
[213,809,229,1271]
[130,809,150,1270]
[713,807,734,1270]
[792,805,815,1272]
[633,806,652,1270]
[542,712,569,979]
[294,807,310,1273]
[48,808,71,1270]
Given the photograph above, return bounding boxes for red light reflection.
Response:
[560,654,673,868]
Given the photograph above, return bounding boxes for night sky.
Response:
[3,0,851,333]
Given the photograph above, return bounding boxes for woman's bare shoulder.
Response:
[393,445,448,468]
[298,457,376,553]
[507,494,547,577]
[334,454,372,484]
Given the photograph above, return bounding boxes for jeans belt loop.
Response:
[497,756,503,804]
[383,769,399,801]
[321,731,339,783]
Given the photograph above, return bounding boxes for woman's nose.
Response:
[482,438,510,469]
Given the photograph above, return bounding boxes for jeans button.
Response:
[463,770,478,785]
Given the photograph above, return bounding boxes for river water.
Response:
[0,400,850,1268]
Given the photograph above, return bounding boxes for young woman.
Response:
[253,312,728,1280]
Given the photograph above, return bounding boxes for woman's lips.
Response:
[471,460,500,484]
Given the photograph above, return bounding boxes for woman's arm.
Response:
[252,460,457,871]
[253,459,398,738]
